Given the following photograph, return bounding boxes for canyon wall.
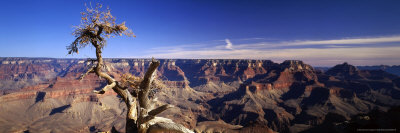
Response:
[0,58,399,133]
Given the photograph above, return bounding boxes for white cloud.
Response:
[147,46,400,66]
[228,35,400,49]
[225,39,233,49]
[144,35,400,66]
[290,35,400,45]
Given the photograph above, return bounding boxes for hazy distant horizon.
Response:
[2,56,400,67]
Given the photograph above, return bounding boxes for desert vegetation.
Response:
[68,3,193,133]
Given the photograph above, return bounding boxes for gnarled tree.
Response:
[68,4,193,133]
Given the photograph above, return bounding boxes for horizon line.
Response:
[1,56,399,67]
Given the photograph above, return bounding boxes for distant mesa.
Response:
[325,62,360,78]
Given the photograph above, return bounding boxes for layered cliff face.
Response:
[0,58,278,132]
[0,58,67,90]
[207,61,400,132]
[0,58,399,133]
[207,60,320,132]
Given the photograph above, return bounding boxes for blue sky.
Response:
[1,0,400,66]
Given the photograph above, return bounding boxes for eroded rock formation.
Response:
[0,58,399,133]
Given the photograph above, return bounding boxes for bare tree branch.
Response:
[147,122,194,133]
[79,65,95,80]
[126,94,138,120]
[140,115,155,125]
[68,4,193,133]
[94,81,116,94]
[138,60,160,109]
[148,104,173,116]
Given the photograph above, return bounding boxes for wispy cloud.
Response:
[225,39,233,49]
[230,35,400,49]
[290,36,400,45]
[143,35,400,66]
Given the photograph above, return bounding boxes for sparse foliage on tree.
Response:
[68,3,193,133]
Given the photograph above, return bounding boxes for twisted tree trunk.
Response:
[80,41,192,133]
[70,4,192,132]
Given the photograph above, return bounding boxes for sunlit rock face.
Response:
[0,58,399,133]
